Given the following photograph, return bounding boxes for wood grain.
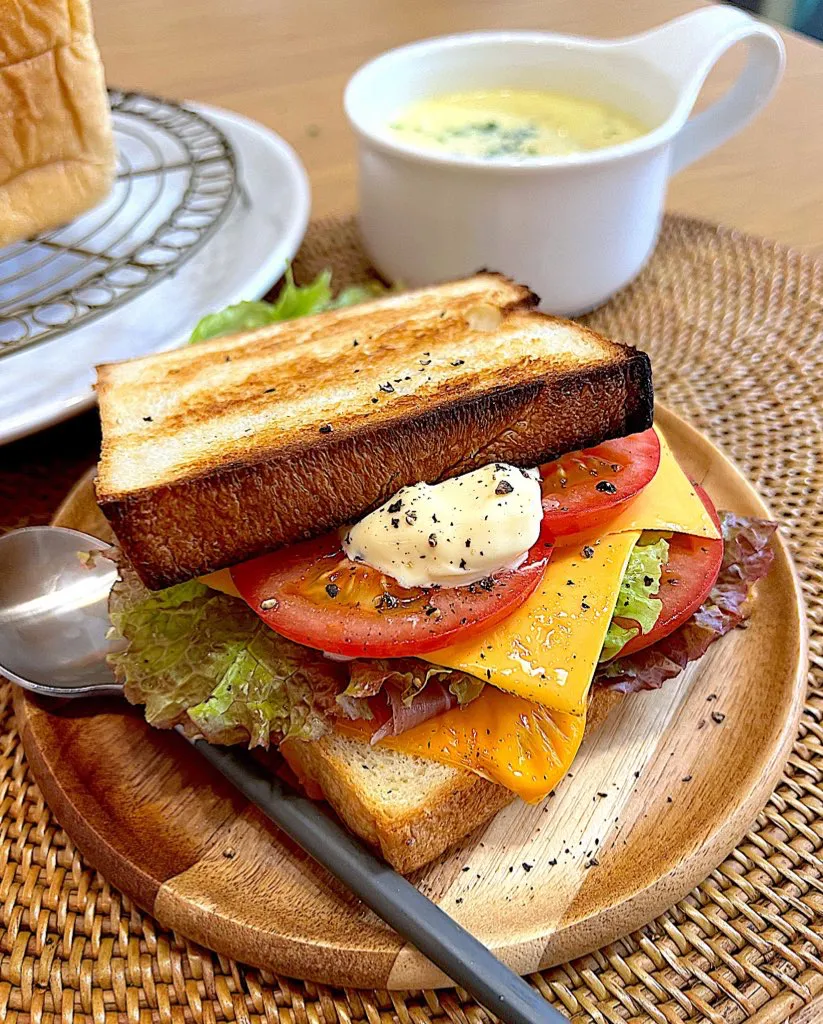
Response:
[91,0,823,254]
[12,405,807,988]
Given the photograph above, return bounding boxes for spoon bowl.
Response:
[0,526,123,697]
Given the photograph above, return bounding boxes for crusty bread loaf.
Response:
[0,0,115,246]
[284,686,623,873]
[96,274,653,589]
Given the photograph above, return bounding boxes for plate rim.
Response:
[13,404,809,988]
[0,100,310,446]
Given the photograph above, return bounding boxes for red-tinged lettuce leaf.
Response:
[371,681,458,744]
[109,557,347,746]
[341,657,484,710]
[335,691,374,722]
[595,513,777,694]
[338,659,486,743]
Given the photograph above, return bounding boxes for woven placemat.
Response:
[0,214,821,1024]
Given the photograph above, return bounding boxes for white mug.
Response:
[345,8,785,315]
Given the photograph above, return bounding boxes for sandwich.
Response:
[94,272,776,872]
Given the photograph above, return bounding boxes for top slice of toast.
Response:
[96,273,653,589]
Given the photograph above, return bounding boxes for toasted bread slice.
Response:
[96,273,652,589]
[283,687,623,873]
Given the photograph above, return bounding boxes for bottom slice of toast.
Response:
[283,687,624,873]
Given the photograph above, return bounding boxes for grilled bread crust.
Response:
[283,686,624,874]
[96,274,652,589]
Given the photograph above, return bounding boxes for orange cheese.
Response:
[199,569,240,597]
[381,685,586,802]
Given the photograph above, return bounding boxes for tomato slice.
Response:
[609,484,723,659]
[231,524,554,658]
[540,428,661,536]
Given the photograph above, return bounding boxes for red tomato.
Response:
[609,484,723,658]
[540,428,661,536]
[231,525,554,658]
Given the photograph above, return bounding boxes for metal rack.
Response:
[0,90,239,359]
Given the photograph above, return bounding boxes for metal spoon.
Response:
[0,525,565,1024]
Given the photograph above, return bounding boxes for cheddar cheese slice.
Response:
[199,569,240,597]
[426,531,640,713]
[381,685,586,803]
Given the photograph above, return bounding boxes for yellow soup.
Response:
[389,89,647,159]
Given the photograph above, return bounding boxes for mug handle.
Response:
[626,7,785,175]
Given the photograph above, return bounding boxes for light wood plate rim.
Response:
[13,405,808,989]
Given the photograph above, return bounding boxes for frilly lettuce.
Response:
[447,670,486,706]
[596,513,776,694]
[109,560,346,746]
[600,536,669,662]
[343,658,484,709]
[600,620,640,663]
[329,282,390,308]
[189,267,389,343]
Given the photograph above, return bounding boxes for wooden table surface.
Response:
[93,0,823,253]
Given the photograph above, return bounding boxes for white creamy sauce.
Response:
[343,463,543,589]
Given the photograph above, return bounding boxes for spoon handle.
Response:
[185,734,565,1024]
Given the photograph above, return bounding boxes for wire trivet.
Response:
[0,89,238,359]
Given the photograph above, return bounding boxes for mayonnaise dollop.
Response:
[342,463,543,589]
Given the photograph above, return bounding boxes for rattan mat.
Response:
[0,214,821,1024]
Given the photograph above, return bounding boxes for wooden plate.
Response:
[13,406,807,989]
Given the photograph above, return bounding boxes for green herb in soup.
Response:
[390,89,647,159]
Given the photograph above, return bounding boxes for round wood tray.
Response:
[13,405,807,990]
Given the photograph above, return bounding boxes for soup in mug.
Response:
[390,89,647,159]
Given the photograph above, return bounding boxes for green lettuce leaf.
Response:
[188,300,290,343]
[600,620,639,661]
[328,281,390,308]
[189,267,388,343]
[109,560,346,746]
[264,267,333,321]
[446,672,485,706]
[599,536,669,663]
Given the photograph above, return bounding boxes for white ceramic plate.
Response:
[0,103,310,445]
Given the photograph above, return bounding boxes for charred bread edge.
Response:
[98,347,653,589]
[97,338,650,495]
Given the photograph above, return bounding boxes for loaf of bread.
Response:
[0,0,116,247]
